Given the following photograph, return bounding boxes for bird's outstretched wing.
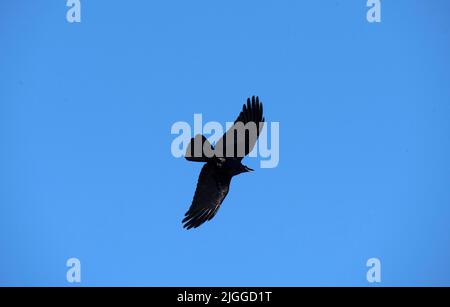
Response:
[215,96,265,161]
[182,163,231,229]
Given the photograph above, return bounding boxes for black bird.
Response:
[182,96,265,229]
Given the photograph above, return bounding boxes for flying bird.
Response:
[182,96,265,229]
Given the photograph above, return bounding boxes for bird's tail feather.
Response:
[185,134,214,162]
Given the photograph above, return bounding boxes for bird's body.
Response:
[182,96,265,229]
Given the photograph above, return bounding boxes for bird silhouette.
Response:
[182,96,265,229]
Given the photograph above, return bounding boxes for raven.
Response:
[182,96,265,229]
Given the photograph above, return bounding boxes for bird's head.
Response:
[239,164,254,174]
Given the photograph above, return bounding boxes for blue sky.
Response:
[1,0,450,286]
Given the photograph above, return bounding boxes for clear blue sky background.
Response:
[1,0,450,286]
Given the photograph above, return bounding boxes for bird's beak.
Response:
[244,166,254,172]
